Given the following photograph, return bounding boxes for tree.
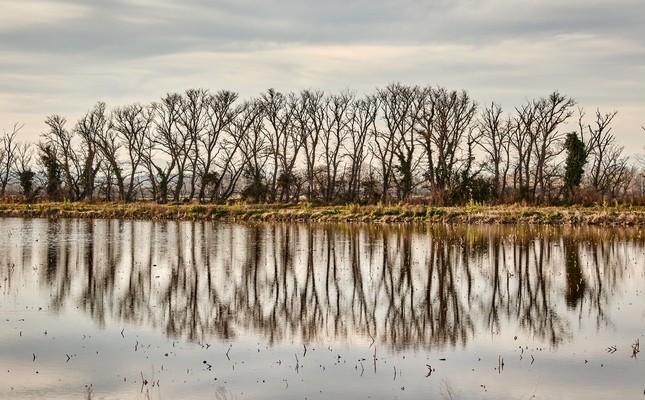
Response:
[578,108,627,199]
[39,144,62,200]
[296,89,325,200]
[259,89,302,202]
[75,102,109,200]
[476,103,512,201]
[417,87,479,204]
[236,100,270,203]
[42,115,82,200]
[563,132,586,200]
[511,102,535,201]
[370,83,424,203]
[512,91,576,203]
[345,94,378,202]
[177,88,209,201]
[14,141,36,201]
[1,123,23,197]
[320,90,353,201]
[151,93,185,202]
[111,103,154,202]
[198,90,244,202]
[531,91,576,203]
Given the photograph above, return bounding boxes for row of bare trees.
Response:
[0,84,639,205]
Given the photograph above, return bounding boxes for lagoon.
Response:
[0,218,643,399]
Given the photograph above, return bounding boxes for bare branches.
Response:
[476,102,512,201]
[374,83,425,202]
[111,103,154,202]
[201,90,243,202]
[1,123,24,197]
[579,108,622,198]
[417,86,478,204]
[4,84,638,205]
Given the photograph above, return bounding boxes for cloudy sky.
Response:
[1,0,644,154]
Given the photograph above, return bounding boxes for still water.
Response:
[0,218,643,399]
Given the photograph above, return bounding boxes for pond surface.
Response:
[0,218,644,399]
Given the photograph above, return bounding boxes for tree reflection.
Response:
[2,220,642,351]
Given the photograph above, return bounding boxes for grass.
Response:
[1,200,645,225]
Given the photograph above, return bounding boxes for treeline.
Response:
[0,83,640,205]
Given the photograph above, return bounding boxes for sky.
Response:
[1,0,644,156]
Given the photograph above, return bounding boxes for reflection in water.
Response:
[1,220,642,351]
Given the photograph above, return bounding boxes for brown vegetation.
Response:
[2,201,645,225]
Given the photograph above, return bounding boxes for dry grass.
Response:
[1,201,645,225]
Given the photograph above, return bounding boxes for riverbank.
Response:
[2,201,645,225]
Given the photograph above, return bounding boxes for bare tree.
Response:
[78,102,125,201]
[199,90,245,202]
[177,88,209,201]
[152,93,190,202]
[296,89,325,200]
[0,145,4,195]
[11,84,640,205]
[75,102,109,200]
[1,123,23,197]
[260,89,302,202]
[510,92,574,203]
[41,115,83,200]
[320,89,353,201]
[531,91,576,203]
[345,94,378,202]
[14,141,36,201]
[578,108,627,199]
[476,103,512,201]
[111,103,154,202]
[512,103,535,201]
[237,100,271,202]
[417,87,478,204]
[376,83,425,201]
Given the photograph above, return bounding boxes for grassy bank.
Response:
[2,201,645,225]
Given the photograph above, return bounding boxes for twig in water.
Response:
[85,383,93,400]
[140,371,148,394]
[226,344,232,360]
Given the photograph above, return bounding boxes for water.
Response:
[1,218,644,399]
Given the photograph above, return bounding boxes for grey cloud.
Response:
[2,0,643,59]
[1,0,644,149]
